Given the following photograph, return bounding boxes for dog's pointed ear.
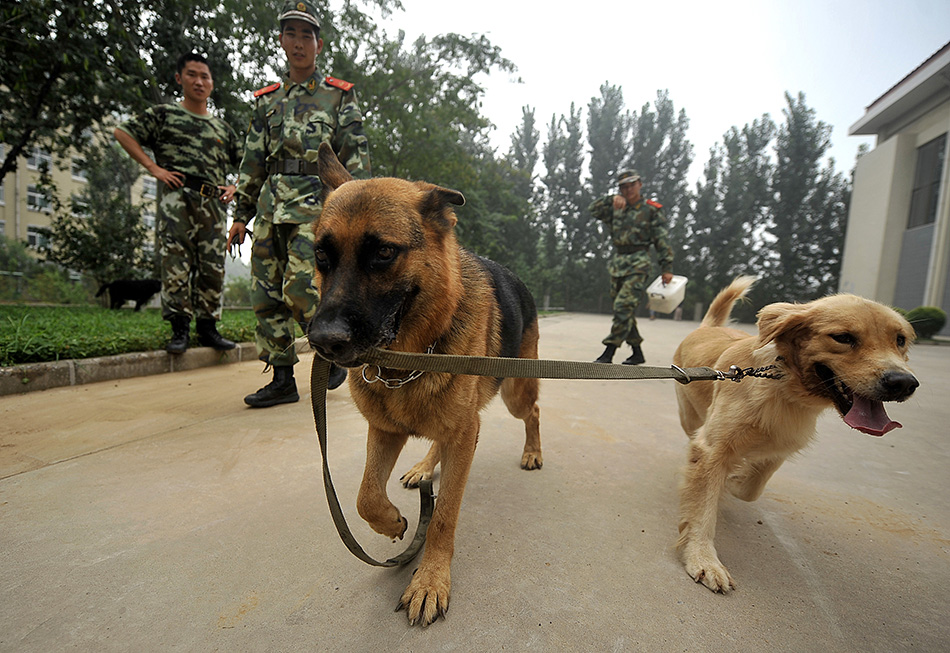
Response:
[756,302,808,346]
[419,185,464,230]
[317,142,353,192]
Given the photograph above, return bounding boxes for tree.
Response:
[626,90,693,230]
[764,92,849,302]
[37,131,150,286]
[687,116,775,315]
[586,83,630,199]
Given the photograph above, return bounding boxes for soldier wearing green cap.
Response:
[115,52,242,355]
[589,169,674,365]
[227,0,371,407]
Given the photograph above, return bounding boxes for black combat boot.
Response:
[166,315,191,355]
[244,365,299,408]
[594,344,617,364]
[621,345,646,365]
[196,318,236,350]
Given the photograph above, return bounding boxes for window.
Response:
[142,176,157,199]
[142,209,156,230]
[26,148,52,171]
[71,194,90,217]
[908,133,947,229]
[27,184,50,212]
[0,221,5,237]
[27,225,48,249]
[0,178,4,205]
[71,157,88,182]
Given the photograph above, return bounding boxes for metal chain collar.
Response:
[360,343,436,389]
[724,359,785,382]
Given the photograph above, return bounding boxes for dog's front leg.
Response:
[677,434,737,592]
[398,421,479,626]
[357,426,410,540]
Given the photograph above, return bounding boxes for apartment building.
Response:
[0,143,157,254]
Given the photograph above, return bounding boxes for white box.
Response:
[646,275,687,314]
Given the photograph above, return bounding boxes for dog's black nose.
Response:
[880,370,919,400]
[307,317,357,362]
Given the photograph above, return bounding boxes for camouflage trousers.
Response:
[158,187,227,322]
[603,271,649,347]
[250,220,319,367]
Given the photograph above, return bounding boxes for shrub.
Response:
[905,306,947,340]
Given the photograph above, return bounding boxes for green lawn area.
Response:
[0,305,257,367]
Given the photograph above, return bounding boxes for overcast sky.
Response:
[375,0,950,185]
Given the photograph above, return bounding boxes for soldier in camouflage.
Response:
[115,52,242,355]
[227,0,371,408]
[590,169,674,365]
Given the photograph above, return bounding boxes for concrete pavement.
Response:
[1,313,948,651]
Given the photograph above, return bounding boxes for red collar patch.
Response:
[325,76,354,92]
[646,199,663,209]
[253,82,281,98]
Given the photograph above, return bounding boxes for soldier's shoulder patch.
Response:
[646,199,663,209]
[253,82,281,98]
[325,76,354,92]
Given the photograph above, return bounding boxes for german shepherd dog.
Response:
[673,277,918,592]
[307,143,543,626]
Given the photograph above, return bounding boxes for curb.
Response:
[0,340,308,397]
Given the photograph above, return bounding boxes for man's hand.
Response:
[151,166,185,189]
[226,222,246,254]
[662,272,674,285]
[218,184,237,203]
[612,194,627,211]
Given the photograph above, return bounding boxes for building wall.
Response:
[841,98,950,336]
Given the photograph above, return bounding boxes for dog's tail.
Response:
[95,283,110,298]
[701,276,757,328]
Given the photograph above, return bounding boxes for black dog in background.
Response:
[96,279,162,311]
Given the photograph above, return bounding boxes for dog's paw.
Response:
[520,451,543,470]
[395,567,451,627]
[684,552,736,593]
[400,464,433,488]
[359,499,408,541]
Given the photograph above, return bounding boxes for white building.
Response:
[842,41,950,336]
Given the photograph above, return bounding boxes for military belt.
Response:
[175,173,218,198]
[268,159,320,176]
[615,244,646,255]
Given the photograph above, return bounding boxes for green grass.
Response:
[0,305,257,367]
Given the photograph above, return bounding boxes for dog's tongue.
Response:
[844,395,901,436]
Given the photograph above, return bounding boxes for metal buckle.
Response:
[198,183,216,198]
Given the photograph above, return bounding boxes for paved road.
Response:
[2,313,948,651]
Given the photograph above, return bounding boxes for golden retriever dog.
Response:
[673,276,918,592]
[307,143,542,626]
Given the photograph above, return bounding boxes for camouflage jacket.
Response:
[117,103,241,185]
[234,71,371,225]
[589,195,674,277]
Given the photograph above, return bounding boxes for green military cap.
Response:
[617,169,641,186]
[279,1,321,29]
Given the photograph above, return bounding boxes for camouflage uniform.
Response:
[117,104,241,321]
[590,193,674,347]
[234,72,370,367]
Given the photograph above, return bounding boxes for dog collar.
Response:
[360,343,436,389]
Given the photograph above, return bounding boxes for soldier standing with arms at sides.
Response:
[115,52,241,354]
[227,1,371,408]
[589,169,674,365]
